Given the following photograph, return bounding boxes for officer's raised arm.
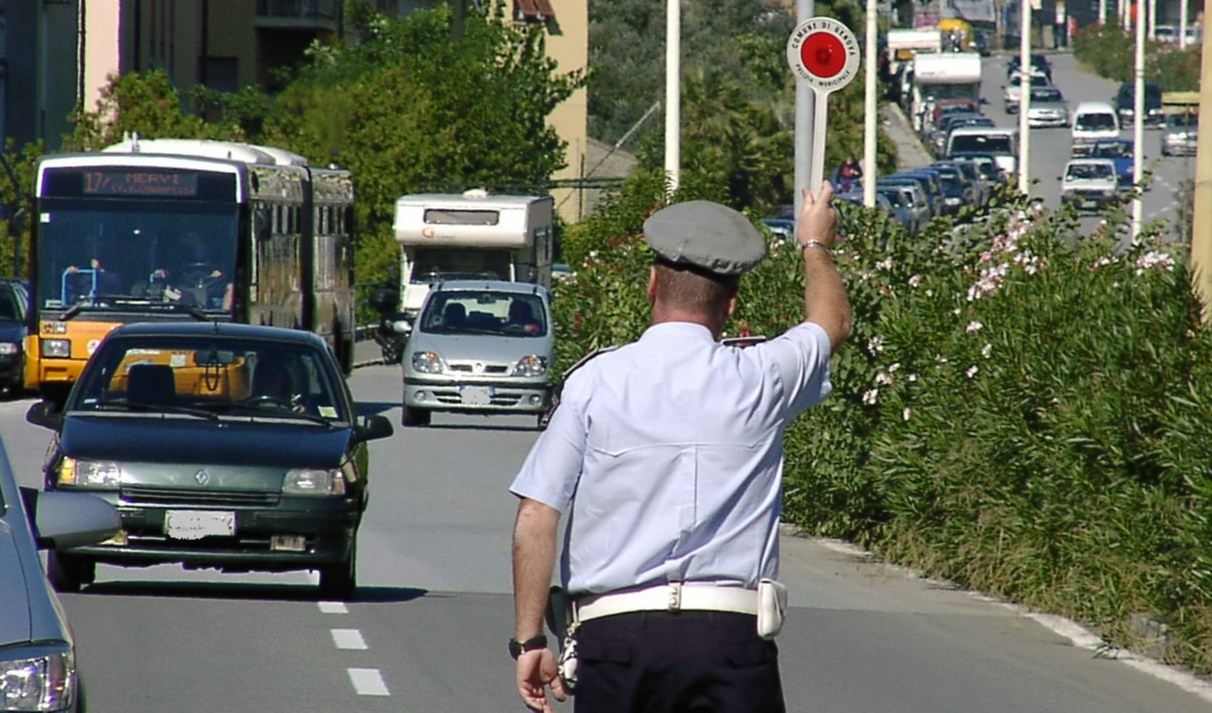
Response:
[797,181,852,351]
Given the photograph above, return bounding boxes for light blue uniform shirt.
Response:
[510,321,833,596]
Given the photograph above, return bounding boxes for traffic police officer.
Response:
[510,183,851,713]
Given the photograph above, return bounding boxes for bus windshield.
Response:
[35,198,239,312]
[409,247,513,284]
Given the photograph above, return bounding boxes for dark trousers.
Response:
[573,611,785,713]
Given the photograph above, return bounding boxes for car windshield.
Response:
[1067,163,1114,180]
[1032,88,1063,102]
[420,290,548,337]
[1076,113,1116,131]
[878,189,904,207]
[70,336,348,423]
[1091,142,1131,158]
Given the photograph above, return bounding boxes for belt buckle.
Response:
[667,582,682,611]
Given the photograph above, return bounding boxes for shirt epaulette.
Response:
[538,345,620,430]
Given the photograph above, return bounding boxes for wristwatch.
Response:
[509,634,548,659]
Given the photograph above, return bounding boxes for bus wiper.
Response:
[60,297,207,321]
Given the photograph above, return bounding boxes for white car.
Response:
[1026,86,1069,127]
[1003,70,1049,113]
[1061,159,1119,212]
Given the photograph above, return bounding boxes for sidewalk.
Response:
[881,102,933,171]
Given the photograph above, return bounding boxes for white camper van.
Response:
[392,190,554,324]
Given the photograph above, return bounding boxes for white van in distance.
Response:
[1071,101,1120,156]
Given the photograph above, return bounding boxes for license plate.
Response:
[460,385,493,405]
[164,510,235,540]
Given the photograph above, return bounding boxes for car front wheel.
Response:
[318,538,357,601]
[48,551,95,593]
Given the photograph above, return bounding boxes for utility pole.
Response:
[1189,0,1212,315]
[1130,0,1145,241]
[1017,0,1031,194]
[794,0,815,220]
[664,0,681,196]
[863,0,878,207]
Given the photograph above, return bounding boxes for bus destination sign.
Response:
[83,170,199,197]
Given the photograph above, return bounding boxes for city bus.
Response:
[27,138,356,403]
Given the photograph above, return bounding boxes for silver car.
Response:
[0,437,118,712]
[1160,112,1198,156]
[402,279,554,427]
[1026,86,1069,128]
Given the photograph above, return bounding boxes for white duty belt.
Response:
[574,583,758,623]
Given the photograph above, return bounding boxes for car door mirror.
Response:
[21,488,120,550]
[354,414,394,443]
[26,400,62,430]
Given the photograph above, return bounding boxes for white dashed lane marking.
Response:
[347,668,391,696]
[332,628,368,650]
[318,601,349,614]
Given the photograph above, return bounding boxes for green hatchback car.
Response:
[27,322,393,599]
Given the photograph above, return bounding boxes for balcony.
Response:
[256,0,341,31]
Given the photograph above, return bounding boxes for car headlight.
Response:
[944,197,961,205]
[0,643,75,712]
[0,342,19,355]
[411,351,442,374]
[283,468,346,496]
[513,355,548,377]
[57,458,122,489]
[41,339,70,358]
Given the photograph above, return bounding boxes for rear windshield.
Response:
[951,135,1012,154]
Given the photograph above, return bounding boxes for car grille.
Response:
[122,485,281,507]
[448,363,510,374]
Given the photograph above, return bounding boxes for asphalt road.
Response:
[2,363,1211,711]
[976,52,1195,244]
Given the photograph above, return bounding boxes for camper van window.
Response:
[423,209,500,226]
[411,248,512,284]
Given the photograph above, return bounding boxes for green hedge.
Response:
[1073,22,1201,91]
[554,173,1212,672]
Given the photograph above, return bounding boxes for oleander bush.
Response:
[1073,21,1201,92]
[554,171,1212,673]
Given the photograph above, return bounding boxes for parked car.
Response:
[1087,139,1136,189]
[26,322,394,599]
[877,180,932,233]
[931,113,994,156]
[1026,86,1069,127]
[1060,159,1119,212]
[0,277,29,395]
[760,217,796,242]
[0,433,119,712]
[934,160,989,208]
[1160,110,1198,156]
[1115,81,1164,128]
[403,279,555,428]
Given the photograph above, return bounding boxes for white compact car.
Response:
[1071,102,1120,156]
[1060,159,1119,212]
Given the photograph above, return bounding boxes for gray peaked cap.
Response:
[643,200,767,276]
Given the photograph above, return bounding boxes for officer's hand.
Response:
[798,181,838,248]
[516,648,567,712]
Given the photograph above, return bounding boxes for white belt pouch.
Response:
[757,579,788,640]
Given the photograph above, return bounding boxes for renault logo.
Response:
[194,469,211,486]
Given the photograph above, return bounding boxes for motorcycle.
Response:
[369,285,409,365]
[375,313,409,365]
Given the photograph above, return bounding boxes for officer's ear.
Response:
[725,295,738,319]
[646,267,658,304]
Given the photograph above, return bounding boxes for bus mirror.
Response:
[254,206,272,241]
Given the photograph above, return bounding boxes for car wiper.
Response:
[205,402,335,427]
[91,400,219,420]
